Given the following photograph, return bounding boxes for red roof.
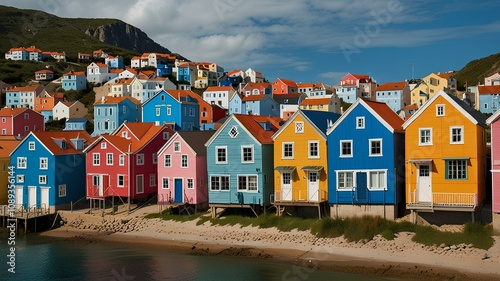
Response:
[351,73,370,80]
[242,94,266,102]
[31,130,93,155]
[300,98,331,106]
[0,107,30,117]
[277,78,298,88]
[6,85,43,92]
[227,69,243,76]
[298,82,315,88]
[363,100,404,133]
[233,114,283,144]
[35,69,54,74]
[94,123,170,153]
[478,85,500,95]
[377,81,407,91]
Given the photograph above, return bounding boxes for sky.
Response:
[4,0,500,86]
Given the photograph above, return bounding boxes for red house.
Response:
[0,107,45,137]
[84,122,174,205]
[272,78,298,95]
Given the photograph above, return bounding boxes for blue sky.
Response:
[4,0,500,86]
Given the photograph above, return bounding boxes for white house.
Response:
[202,86,236,109]
[53,101,88,120]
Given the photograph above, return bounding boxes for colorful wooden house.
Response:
[272,110,340,218]
[157,131,215,211]
[272,78,298,95]
[486,111,500,230]
[93,96,142,136]
[327,99,405,220]
[0,107,45,137]
[10,130,92,213]
[205,114,282,217]
[84,122,174,208]
[0,136,20,205]
[403,90,487,222]
[62,70,86,91]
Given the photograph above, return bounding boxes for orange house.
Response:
[402,91,487,221]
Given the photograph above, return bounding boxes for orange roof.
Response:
[178,62,197,68]
[246,82,271,90]
[0,137,21,158]
[94,63,108,68]
[58,101,77,107]
[114,78,134,85]
[25,46,41,52]
[377,81,407,91]
[131,56,141,60]
[95,96,141,105]
[278,78,298,88]
[227,69,243,76]
[109,69,123,74]
[437,72,454,79]
[233,114,282,144]
[242,94,266,102]
[35,69,54,74]
[0,107,30,117]
[363,100,404,133]
[8,47,26,52]
[300,98,331,106]
[6,85,42,92]
[403,104,418,111]
[183,91,210,106]
[64,71,85,76]
[31,130,93,155]
[139,70,155,77]
[351,73,370,80]
[298,82,315,88]
[205,86,234,92]
[478,85,500,95]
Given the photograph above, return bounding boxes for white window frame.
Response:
[101,142,107,149]
[92,153,100,166]
[450,126,464,144]
[181,154,188,168]
[106,153,113,165]
[17,174,25,183]
[136,174,144,194]
[294,121,304,133]
[282,142,294,159]
[117,175,125,187]
[419,128,433,146]
[210,175,230,191]
[215,146,228,164]
[92,175,100,186]
[308,141,319,159]
[162,177,170,189]
[164,154,172,167]
[369,139,383,157]
[136,154,144,165]
[17,157,27,169]
[187,178,194,189]
[39,175,47,185]
[39,157,48,170]
[28,141,35,151]
[174,142,181,152]
[237,174,258,192]
[436,104,445,117]
[119,155,125,166]
[356,117,365,129]
[241,145,254,163]
[340,140,353,158]
[336,171,354,191]
[368,170,387,190]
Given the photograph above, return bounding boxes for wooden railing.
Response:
[407,189,477,207]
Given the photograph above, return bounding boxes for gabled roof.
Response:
[94,96,141,105]
[242,94,266,102]
[277,78,298,88]
[350,73,370,80]
[273,110,339,141]
[376,81,407,91]
[300,98,331,106]
[0,136,21,158]
[227,69,243,76]
[20,130,93,156]
[159,131,215,157]
[273,93,303,105]
[487,109,500,125]
[35,69,54,74]
[298,82,315,88]
[0,107,31,117]
[7,85,43,92]
[64,71,85,76]
[437,72,454,79]
[205,86,234,92]
[403,90,487,129]
[478,85,500,95]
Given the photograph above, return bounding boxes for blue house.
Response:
[142,90,200,131]
[105,56,124,69]
[10,130,93,213]
[93,96,142,136]
[62,71,87,91]
[156,63,172,77]
[242,94,280,116]
[64,118,88,131]
[177,62,197,85]
[326,99,405,220]
[478,85,500,114]
[204,114,283,216]
[229,92,244,115]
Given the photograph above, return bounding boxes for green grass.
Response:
[146,212,494,249]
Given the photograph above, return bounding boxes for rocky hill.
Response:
[454,53,500,88]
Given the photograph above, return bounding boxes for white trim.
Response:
[367,169,388,190]
[335,170,355,191]
[282,142,294,159]
[215,146,228,164]
[272,110,326,141]
[339,140,353,158]
[162,177,170,189]
[181,154,189,168]
[308,140,320,159]
[136,174,144,194]
[106,153,113,165]
[449,126,464,144]
[356,116,365,129]
[436,104,445,117]
[418,128,433,146]
[368,138,383,157]
[236,174,259,193]
[209,175,230,192]
[241,145,254,163]
[117,174,125,187]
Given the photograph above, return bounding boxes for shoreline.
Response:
[36,208,500,281]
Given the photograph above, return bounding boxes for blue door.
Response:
[356,172,368,203]
[174,179,183,203]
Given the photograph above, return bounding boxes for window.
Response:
[24,113,29,119]
[295,121,304,133]
[40,157,48,169]
[164,154,171,167]
[119,155,125,166]
[283,142,294,159]
[446,160,467,180]
[419,128,432,145]
[181,154,188,168]
[59,184,67,197]
[101,142,107,149]
[228,126,239,138]
[356,117,365,129]
[152,153,157,164]
[93,153,100,166]
[92,175,100,186]
[450,126,464,144]
[162,178,169,189]
[369,171,386,189]
[17,175,24,183]
[17,157,27,169]
[105,153,113,165]
[163,132,170,140]
[174,142,181,152]
[156,107,161,116]
[24,126,29,132]
[216,146,227,164]
[337,171,354,190]
[369,139,382,156]
[136,175,144,194]
[167,106,171,115]
[39,175,47,184]
[238,175,258,192]
[436,104,445,116]
[340,140,352,157]
[29,141,35,150]
[150,174,156,187]
[210,175,230,191]
[241,146,254,163]
[117,175,124,187]
[187,178,194,189]
[136,154,144,165]
[308,141,319,158]
[122,131,128,138]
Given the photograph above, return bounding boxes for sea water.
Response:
[1,232,392,281]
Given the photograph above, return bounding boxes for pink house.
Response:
[157,131,215,211]
[486,111,500,230]
[84,122,174,208]
[0,107,44,137]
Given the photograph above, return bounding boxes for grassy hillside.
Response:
[454,53,500,87]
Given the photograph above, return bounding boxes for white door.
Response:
[281,172,292,201]
[41,188,49,211]
[308,172,319,202]
[98,175,104,196]
[15,186,23,208]
[417,164,432,202]
[29,186,37,209]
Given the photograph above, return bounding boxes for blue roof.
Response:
[301,110,341,133]
[66,118,88,123]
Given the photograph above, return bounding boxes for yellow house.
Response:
[410,73,450,106]
[299,96,341,113]
[0,136,21,205]
[272,110,340,217]
[403,90,487,221]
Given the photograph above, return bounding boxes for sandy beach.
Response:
[39,206,500,281]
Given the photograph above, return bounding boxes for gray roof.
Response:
[447,93,487,128]
[178,131,216,156]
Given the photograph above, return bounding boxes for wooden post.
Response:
[112,196,115,215]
